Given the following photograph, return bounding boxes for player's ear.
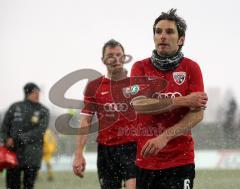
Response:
[178,36,185,46]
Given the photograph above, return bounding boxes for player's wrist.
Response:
[75,150,84,157]
[157,133,170,144]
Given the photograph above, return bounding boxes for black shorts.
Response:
[136,164,195,189]
[97,142,137,189]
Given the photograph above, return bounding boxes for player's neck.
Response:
[107,69,127,81]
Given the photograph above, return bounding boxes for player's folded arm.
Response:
[162,110,204,142]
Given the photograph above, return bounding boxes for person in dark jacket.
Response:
[0,82,49,189]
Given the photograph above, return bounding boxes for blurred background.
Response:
[1,0,240,188]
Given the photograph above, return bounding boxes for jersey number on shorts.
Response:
[184,179,191,189]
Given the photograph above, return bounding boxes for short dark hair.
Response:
[153,9,187,38]
[23,82,40,97]
[102,39,125,57]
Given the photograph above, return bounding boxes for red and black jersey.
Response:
[81,76,136,146]
[130,57,204,170]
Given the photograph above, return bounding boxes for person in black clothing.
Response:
[0,82,49,189]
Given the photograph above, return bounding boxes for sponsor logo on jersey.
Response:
[173,72,186,85]
[103,103,128,112]
[152,92,182,99]
[101,91,109,95]
[122,84,140,98]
